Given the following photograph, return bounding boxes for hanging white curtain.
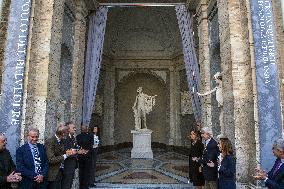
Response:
[175,5,202,123]
[82,7,108,126]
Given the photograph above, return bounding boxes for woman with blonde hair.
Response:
[217,138,236,189]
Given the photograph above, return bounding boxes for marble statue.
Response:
[197,72,224,134]
[132,87,157,130]
[197,72,223,107]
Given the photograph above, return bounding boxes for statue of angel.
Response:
[132,87,157,130]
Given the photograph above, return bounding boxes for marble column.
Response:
[281,0,284,30]
[102,62,115,146]
[216,0,235,142]
[24,0,65,141]
[0,0,11,92]
[196,0,212,129]
[218,0,256,184]
[70,0,88,127]
[169,66,181,146]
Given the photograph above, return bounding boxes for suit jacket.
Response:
[76,133,94,160]
[218,155,236,189]
[45,136,65,182]
[265,158,284,189]
[199,138,219,181]
[16,143,48,188]
[0,149,15,189]
[63,135,78,173]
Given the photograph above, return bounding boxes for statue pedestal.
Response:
[131,129,153,159]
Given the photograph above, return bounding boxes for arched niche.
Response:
[114,71,169,145]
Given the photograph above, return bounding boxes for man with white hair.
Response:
[0,133,22,188]
[254,138,284,188]
[194,127,219,189]
[16,128,49,189]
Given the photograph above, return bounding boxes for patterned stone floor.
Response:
[91,148,194,189]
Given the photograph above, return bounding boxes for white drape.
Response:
[82,7,108,126]
[176,5,202,123]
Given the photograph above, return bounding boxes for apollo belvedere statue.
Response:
[132,87,157,130]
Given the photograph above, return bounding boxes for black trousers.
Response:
[91,148,98,184]
[48,169,63,189]
[61,158,77,189]
[78,157,93,189]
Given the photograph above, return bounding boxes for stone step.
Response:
[91,183,193,189]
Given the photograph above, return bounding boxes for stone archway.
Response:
[115,72,168,144]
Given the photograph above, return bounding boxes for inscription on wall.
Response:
[251,0,282,171]
[0,0,32,158]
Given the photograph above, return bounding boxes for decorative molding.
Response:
[151,70,167,83]
[117,70,134,82]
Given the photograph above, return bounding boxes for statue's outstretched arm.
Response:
[197,86,217,96]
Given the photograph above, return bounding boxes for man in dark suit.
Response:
[76,125,94,189]
[0,133,22,189]
[16,128,48,189]
[62,121,86,189]
[254,138,284,189]
[45,125,75,189]
[195,127,219,189]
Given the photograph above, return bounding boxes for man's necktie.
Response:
[31,145,42,174]
[273,159,282,176]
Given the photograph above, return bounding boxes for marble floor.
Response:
[91,148,194,189]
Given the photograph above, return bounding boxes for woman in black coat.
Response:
[188,129,205,189]
[218,138,236,189]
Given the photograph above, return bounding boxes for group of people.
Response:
[188,126,284,189]
[188,126,235,189]
[0,122,100,189]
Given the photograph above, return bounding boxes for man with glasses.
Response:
[0,133,22,188]
[254,139,284,188]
